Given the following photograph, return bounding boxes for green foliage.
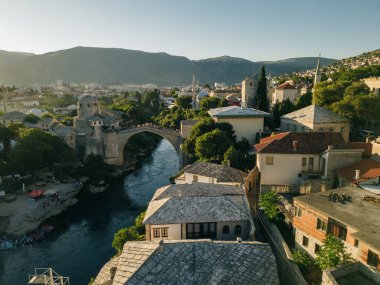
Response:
[256,65,269,112]
[315,235,353,270]
[40,92,76,110]
[155,106,208,129]
[195,129,232,161]
[112,211,146,254]
[222,146,246,171]
[313,81,350,107]
[331,65,380,82]
[88,277,94,285]
[24,114,40,124]
[174,96,192,109]
[258,192,280,221]
[199,96,227,110]
[294,91,312,109]
[293,249,313,270]
[82,154,108,181]
[236,137,251,153]
[9,128,74,174]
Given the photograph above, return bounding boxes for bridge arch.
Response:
[103,126,184,169]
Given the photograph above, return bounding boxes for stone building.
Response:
[363,77,380,96]
[241,73,259,108]
[143,183,253,242]
[93,240,279,285]
[280,105,351,142]
[175,161,247,186]
[208,106,270,143]
[272,82,297,104]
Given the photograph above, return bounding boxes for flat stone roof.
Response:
[294,187,380,251]
[281,104,350,124]
[208,106,270,118]
[94,240,279,285]
[143,183,250,225]
[183,161,247,183]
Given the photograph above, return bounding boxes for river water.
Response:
[0,139,179,285]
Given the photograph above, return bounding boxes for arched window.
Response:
[222,226,230,234]
[235,225,242,235]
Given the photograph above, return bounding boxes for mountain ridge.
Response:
[0,46,337,86]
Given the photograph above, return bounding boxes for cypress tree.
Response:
[256,65,269,112]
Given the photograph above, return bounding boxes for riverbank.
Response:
[0,177,88,239]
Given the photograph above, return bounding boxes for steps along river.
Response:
[0,139,179,285]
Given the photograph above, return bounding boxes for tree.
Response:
[256,65,269,112]
[315,235,353,270]
[24,114,40,124]
[313,81,350,107]
[258,192,280,221]
[236,137,251,154]
[199,97,221,110]
[195,129,232,161]
[222,146,246,171]
[174,96,192,109]
[294,92,312,109]
[111,211,146,254]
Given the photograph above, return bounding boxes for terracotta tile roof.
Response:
[255,132,289,153]
[336,158,380,183]
[276,82,296,90]
[255,132,348,154]
[348,142,373,157]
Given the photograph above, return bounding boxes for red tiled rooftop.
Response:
[276,82,296,90]
[348,142,373,157]
[336,158,380,183]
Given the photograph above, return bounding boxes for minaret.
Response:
[192,74,196,109]
[314,53,321,86]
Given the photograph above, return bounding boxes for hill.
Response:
[0,46,336,86]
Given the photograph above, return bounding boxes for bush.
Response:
[293,249,313,270]
[258,192,280,221]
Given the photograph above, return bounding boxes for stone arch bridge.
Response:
[102,125,185,169]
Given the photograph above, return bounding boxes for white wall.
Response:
[258,153,320,186]
[149,224,182,241]
[215,117,264,143]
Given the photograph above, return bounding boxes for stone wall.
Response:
[259,212,308,285]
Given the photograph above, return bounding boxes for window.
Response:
[295,207,302,218]
[354,239,359,248]
[186,223,216,239]
[308,157,314,171]
[315,244,321,254]
[153,228,160,238]
[368,250,379,267]
[223,226,230,234]
[328,221,347,241]
[302,236,309,247]
[317,218,327,232]
[161,228,168,237]
[249,83,252,87]
[266,156,274,165]
[193,175,198,182]
[87,103,90,107]
[340,127,344,134]
[302,157,307,166]
[235,225,241,235]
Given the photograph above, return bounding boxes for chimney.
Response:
[293,141,299,151]
[236,237,242,243]
[354,170,360,180]
[328,145,334,150]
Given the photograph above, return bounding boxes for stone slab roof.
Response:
[0,111,26,120]
[95,240,279,285]
[276,82,296,90]
[255,132,348,154]
[281,104,350,124]
[183,161,247,183]
[294,187,380,252]
[143,183,250,225]
[208,106,270,118]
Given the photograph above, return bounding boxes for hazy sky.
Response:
[0,0,379,61]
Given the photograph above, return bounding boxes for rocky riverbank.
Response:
[0,177,88,241]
